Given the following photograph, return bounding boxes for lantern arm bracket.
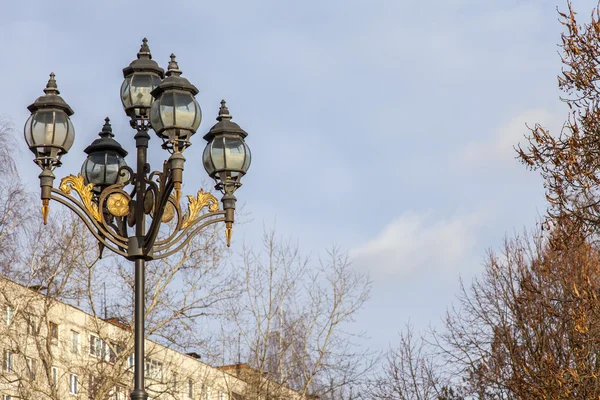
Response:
[58,175,131,244]
[106,220,127,248]
[113,165,139,203]
[152,214,226,260]
[150,194,183,247]
[142,167,176,252]
[51,175,130,251]
[151,208,226,254]
[49,189,129,257]
[149,184,223,254]
[145,171,161,200]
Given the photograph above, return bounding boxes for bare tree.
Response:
[368,325,461,400]
[218,230,374,400]
[517,1,600,243]
[0,116,33,279]
[369,227,600,399]
[431,227,600,399]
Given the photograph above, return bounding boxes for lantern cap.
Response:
[203,100,248,141]
[27,73,74,115]
[122,38,165,79]
[83,117,128,158]
[151,54,198,98]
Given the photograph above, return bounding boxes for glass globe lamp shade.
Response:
[203,135,251,179]
[121,38,165,122]
[81,153,128,189]
[24,109,75,168]
[150,90,201,146]
[120,72,162,120]
[202,100,250,191]
[24,73,75,169]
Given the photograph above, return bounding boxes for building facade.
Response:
[0,278,304,400]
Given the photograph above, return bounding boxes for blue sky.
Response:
[2,0,595,353]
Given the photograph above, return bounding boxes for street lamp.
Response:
[81,117,129,193]
[23,38,251,400]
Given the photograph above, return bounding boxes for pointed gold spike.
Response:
[226,222,233,247]
[174,182,182,205]
[42,199,49,225]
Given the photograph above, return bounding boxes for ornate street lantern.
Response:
[81,118,129,192]
[24,39,253,400]
[24,73,75,170]
[121,38,164,123]
[150,54,201,152]
[202,100,251,245]
[202,100,251,190]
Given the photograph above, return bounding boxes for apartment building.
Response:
[0,277,304,400]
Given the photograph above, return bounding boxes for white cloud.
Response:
[350,211,484,282]
[460,109,563,166]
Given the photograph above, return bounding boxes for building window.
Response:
[144,358,163,381]
[172,372,178,394]
[71,331,79,354]
[27,315,38,335]
[109,343,117,364]
[111,385,126,400]
[4,306,13,326]
[90,334,100,356]
[26,357,36,380]
[90,335,105,359]
[51,366,58,387]
[188,379,194,398]
[69,373,78,394]
[203,386,211,400]
[128,354,134,370]
[3,395,12,400]
[89,375,101,399]
[89,335,115,363]
[49,322,58,344]
[3,350,13,372]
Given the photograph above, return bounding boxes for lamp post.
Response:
[23,38,251,400]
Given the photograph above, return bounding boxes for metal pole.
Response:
[131,258,146,400]
[131,127,150,400]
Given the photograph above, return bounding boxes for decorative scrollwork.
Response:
[107,193,130,217]
[181,189,219,229]
[59,174,102,222]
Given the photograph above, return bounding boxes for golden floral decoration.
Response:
[59,174,102,222]
[181,189,219,229]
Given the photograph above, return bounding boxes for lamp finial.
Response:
[43,72,60,95]
[137,37,152,59]
[217,99,232,121]
[165,53,182,77]
[100,117,114,138]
